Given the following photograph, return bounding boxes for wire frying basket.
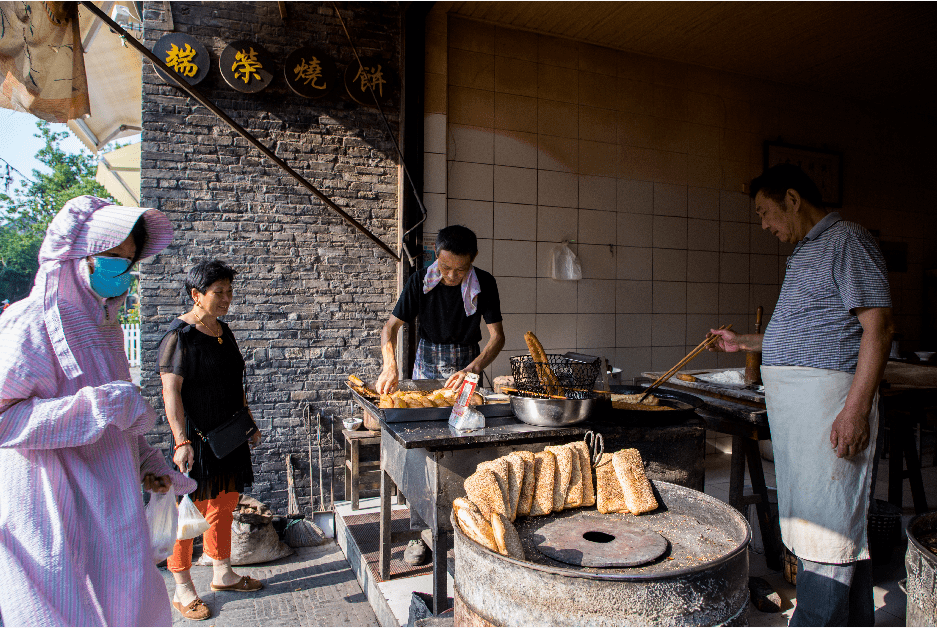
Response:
[510,354,601,396]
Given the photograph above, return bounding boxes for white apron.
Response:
[762,365,878,564]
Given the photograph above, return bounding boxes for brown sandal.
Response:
[172,597,211,621]
[210,575,263,592]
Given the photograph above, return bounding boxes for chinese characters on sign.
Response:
[166,43,198,77]
[154,37,393,106]
[295,58,325,88]
[354,62,385,96]
[153,33,209,85]
[232,47,263,83]
[220,40,273,93]
[284,47,337,99]
[343,56,394,107]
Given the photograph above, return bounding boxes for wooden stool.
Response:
[343,428,381,510]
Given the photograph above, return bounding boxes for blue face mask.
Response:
[88,256,134,298]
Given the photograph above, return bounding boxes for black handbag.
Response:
[194,406,258,460]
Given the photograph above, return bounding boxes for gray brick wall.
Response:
[140,1,401,514]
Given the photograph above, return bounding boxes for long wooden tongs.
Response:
[638,324,733,403]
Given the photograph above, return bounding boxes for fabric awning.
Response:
[95,141,140,205]
[0,1,142,152]
[66,1,142,152]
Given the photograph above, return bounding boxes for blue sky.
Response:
[0,109,90,184]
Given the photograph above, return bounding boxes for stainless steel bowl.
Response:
[509,395,602,427]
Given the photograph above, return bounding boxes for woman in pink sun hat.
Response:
[0,196,196,626]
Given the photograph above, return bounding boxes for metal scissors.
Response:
[584,430,604,468]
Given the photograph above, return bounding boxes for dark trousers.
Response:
[790,558,874,627]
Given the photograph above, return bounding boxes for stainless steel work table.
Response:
[378,415,588,615]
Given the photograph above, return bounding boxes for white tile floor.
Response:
[703,433,937,626]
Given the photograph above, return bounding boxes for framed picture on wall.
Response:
[764,141,843,207]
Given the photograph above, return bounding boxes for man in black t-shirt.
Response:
[376,225,505,394]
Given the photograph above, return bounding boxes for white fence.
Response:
[122,323,141,367]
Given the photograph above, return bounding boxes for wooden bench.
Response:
[343,428,381,510]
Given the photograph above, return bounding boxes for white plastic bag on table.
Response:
[177,493,210,540]
[551,241,582,280]
[146,490,178,562]
[449,405,485,431]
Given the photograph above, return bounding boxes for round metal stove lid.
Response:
[532,511,668,568]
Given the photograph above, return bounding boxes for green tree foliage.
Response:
[0,121,114,302]
[0,225,42,302]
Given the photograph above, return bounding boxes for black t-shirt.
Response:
[391,267,502,345]
[158,318,253,501]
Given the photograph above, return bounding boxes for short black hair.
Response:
[184,260,236,296]
[750,163,824,208]
[120,216,148,275]
[435,225,477,257]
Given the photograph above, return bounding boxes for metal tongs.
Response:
[584,430,604,468]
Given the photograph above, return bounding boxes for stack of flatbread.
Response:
[595,448,658,515]
[456,443,658,560]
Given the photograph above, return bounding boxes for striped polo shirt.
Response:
[762,212,891,374]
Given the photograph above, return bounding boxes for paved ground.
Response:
[150,429,931,627]
[703,433,935,627]
[159,543,378,627]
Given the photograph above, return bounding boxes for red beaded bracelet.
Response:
[173,440,192,452]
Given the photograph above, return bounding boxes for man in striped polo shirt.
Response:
[711,164,893,626]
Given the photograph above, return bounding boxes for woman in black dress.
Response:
[159,260,263,620]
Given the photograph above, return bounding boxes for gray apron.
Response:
[762,365,878,563]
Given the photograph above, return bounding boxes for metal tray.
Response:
[345,382,515,423]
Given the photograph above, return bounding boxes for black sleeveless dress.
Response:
[158,318,253,501]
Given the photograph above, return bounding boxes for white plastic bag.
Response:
[146,490,178,562]
[177,494,210,540]
[449,405,485,432]
[551,242,582,280]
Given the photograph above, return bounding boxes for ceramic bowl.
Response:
[914,351,935,362]
[343,417,363,431]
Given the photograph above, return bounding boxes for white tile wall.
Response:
[616,280,653,313]
[578,279,616,313]
[538,170,579,207]
[493,239,537,277]
[493,203,536,240]
[494,130,538,168]
[448,161,492,200]
[617,213,653,248]
[579,209,616,245]
[579,175,617,211]
[653,281,687,313]
[494,165,537,204]
[496,276,537,313]
[537,206,578,243]
[537,278,578,313]
[426,16,928,382]
[448,199,493,238]
[617,246,653,281]
[448,124,493,163]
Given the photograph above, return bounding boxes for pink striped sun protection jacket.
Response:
[0,196,196,626]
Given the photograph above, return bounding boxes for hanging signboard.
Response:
[343,57,394,108]
[153,33,210,86]
[220,41,274,93]
[284,47,337,99]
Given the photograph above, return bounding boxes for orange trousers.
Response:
[167,490,240,572]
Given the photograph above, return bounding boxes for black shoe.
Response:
[403,539,431,566]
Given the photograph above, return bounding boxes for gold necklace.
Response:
[193,310,223,344]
